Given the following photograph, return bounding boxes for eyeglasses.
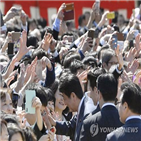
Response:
[115,101,121,105]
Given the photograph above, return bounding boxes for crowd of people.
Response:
[0,2,141,141]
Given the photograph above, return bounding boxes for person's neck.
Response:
[126,112,141,120]
[76,99,81,112]
[100,100,115,109]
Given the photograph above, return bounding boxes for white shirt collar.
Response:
[126,116,141,122]
[78,96,85,115]
[101,102,116,109]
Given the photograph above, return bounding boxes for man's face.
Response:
[118,93,127,124]
[62,93,76,112]
[107,56,118,71]
[87,80,98,106]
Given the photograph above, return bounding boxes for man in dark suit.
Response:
[80,73,123,141]
[106,82,141,141]
[87,67,106,115]
[48,73,95,141]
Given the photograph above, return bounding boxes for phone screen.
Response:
[25,90,36,114]
[112,34,117,49]
[88,30,95,39]
[8,43,14,55]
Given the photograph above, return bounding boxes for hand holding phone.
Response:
[25,90,36,114]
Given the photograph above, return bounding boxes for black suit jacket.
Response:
[80,105,123,141]
[85,104,100,120]
[106,118,141,141]
[55,95,95,141]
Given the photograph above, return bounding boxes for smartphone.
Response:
[12,32,21,42]
[0,10,4,27]
[88,30,95,39]
[107,12,115,19]
[116,33,124,41]
[64,3,74,21]
[88,28,100,39]
[25,90,36,114]
[112,34,117,49]
[8,43,14,55]
[117,41,124,51]
[12,93,19,109]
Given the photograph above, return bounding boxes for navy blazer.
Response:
[106,118,141,141]
[80,105,123,141]
[55,95,95,141]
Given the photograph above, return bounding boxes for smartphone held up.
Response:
[63,3,74,21]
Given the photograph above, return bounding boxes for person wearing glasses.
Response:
[106,82,141,141]
[80,73,123,141]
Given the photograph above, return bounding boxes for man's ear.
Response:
[71,92,77,99]
[94,86,97,92]
[123,102,128,111]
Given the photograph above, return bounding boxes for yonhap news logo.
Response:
[90,123,138,137]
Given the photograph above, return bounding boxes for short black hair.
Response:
[44,88,55,105]
[78,14,86,26]
[70,59,85,74]
[121,82,141,114]
[23,127,36,141]
[88,67,106,90]
[27,35,39,48]
[101,49,115,65]
[26,84,47,107]
[82,56,98,68]
[97,73,118,101]
[32,48,48,60]
[59,73,83,99]
[8,123,25,141]
[63,50,81,68]
[3,114,19,127]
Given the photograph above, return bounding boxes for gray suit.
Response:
[106,118,141,141]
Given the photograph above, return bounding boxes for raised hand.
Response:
[1,32,12,53]
[57,3,66,20]
[115,45,124,70]
[125,47,137,62]
[2,57,18,80]
[126,59,139,74]
[20,10,27,26]
[42,33,53,52]
[24,57,37,84]
[3,7,22,22]
[80,37,93,54]
[16,30,32,61]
